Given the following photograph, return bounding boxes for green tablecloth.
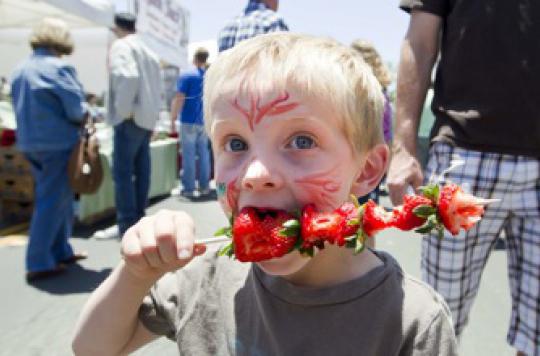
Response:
[0,101,16,130]
[417,89,435,168]
[78,137,178,223]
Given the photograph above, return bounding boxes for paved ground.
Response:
[0,195,515,356]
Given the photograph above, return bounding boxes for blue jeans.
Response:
[180,123,210,193]
[24,149,74,272]
[113,120,151,235]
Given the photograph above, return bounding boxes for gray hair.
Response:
[30,18,74,55]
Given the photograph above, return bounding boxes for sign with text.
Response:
[135,0,189,68]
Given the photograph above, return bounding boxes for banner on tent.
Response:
[135,0,189,68]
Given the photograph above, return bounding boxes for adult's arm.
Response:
[170,92,185,134]
[109,40,139,119]
[387,10,442,205]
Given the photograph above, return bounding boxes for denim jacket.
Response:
[11,47,86,152]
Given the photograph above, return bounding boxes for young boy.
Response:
[73,33,457,355]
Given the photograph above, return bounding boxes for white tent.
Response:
[0,0,114,94]
[0,0,114,29]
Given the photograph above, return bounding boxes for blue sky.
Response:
[180,0,410,66]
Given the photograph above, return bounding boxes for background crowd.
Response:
[2,0,539,355]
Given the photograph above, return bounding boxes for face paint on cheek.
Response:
[227,180,240,213]
[217,179,240,215]
[294,167,343,209]
[216,182,227,198]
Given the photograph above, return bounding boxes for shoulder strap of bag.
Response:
[79,112,96,140]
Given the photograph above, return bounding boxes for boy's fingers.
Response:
[153,211,178,264]
[137,217,162,268]
[121,227,148,271]
[173,212,196,260]
[169,243,206,270]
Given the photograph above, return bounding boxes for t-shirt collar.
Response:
[252,250,397,306]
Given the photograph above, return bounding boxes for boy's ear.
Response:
[351,144,390,197]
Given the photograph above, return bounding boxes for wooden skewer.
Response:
[195,236,231,245]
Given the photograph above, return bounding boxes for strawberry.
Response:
[231,207,298,262]
[213,183,496,262]
[361,200,393,237]
[437,183,490,235]
[392,195,434,231]
[301,204,344,249]
[336,202,362,240]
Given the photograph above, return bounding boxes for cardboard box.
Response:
[0,146,31,175]
[0,173,33,201]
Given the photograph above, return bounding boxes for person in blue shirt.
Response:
[170,48,211,199]
[10,18,88,282]
[218,0,289,53]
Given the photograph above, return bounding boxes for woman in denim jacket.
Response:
[11,18,87,281]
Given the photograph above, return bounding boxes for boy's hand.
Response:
[120,210,207,281]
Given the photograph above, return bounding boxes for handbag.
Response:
[67,113,103,194]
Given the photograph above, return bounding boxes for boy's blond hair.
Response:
[350,39,392,89]
[30,18,74,55]
[204,33,384,153]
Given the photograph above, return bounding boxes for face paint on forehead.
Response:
[231,91,300,131]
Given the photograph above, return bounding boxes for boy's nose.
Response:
[242,159,283,191]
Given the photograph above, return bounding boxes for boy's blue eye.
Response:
[289,135,316,149]
[225,137,248,152]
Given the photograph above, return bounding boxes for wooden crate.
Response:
[0,146,31,175]
[0,173,34,202]
[1,199,33,223]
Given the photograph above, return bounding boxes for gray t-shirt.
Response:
[139,249,457,355]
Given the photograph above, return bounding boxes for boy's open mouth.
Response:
[249,207,286,220]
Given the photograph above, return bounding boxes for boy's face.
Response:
[211,88,366,275]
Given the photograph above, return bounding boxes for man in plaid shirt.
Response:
[218,0,288,52]
[388,1,540,355]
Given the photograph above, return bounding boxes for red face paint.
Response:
[231,92,299,130]
[226,179,240,213]
[294,167,342,208]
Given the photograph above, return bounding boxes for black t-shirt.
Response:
[400,0,540,157]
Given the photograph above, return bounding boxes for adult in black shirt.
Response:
[387,2,540,355]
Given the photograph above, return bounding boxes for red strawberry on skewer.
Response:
[214,183,497,262]
[218,207,299,262]
[392,195,434,231]
[362,200,393,237]
[437,183,497,236]
[301,203,359,248]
